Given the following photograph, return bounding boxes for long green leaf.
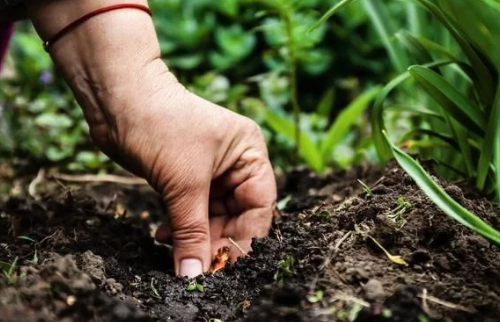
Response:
[309,0,359,32]
[264,110,324,172]
[478,83,500,190]
[383,131,500,245]
[438,0,500,70]
[400,128,459,151]
[320,86,380,158]
[385,105,445,121]
[408,66,486,136]
[396,30,433,64]
[415,0,495,105]
[363,0,410,73]
[371,60,455,163]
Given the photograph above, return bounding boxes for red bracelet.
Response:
[43,3,152,51]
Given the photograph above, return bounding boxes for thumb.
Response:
[166,184,211,278]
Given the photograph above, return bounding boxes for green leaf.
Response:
[415,0,495,105]
[383,131,500,246]
[478,83,500,190]
[264,110,324,172]
[408,66,486,136]
[17,236,36,243]
[309,0,359,33]
[396,30,433,64]
[320,86,380,159]
[362,0,410,73]
[34,113,73,129]
[316,88,335,118]
[371,60,454,163]
[400,129,459,151]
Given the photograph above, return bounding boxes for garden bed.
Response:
[1,163,500,322]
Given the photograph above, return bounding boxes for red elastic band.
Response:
[43,3,152,51]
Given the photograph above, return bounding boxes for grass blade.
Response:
[309,0,359,33]
[408,66,486,136]
[383,131,500,245]
[320,86,380,159]
[362,0,409,73]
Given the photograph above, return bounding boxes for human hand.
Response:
[28,0,277,278]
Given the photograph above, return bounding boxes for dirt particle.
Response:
[363,279,385,301]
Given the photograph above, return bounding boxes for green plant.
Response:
[307,290,324,303]
[315,0,500,245]
[186,279,204,292]
[150,278,162,299]
[17,235,39,264]
[387,196,412,228]
[263,86,381,172]
[358,179,372,196]
[0,257,19,285]
[273,255,295,284]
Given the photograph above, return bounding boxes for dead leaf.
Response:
[209,246,231,274]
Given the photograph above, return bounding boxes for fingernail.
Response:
[179,258,203,278]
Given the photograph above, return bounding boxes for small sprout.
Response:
[17,236,37,243]
[336,303,363,322]
[277,195,292,211]
[307,290,324,303]
[387,196,412,228]
[186,279,204,292]
[17,235,38,264]
[382,309,392,318]
[273,255,295,284]
[358,180,372,196]
[2,257,19,285]
[418,314,430,322]
[317,210,333,222]
[150,278,161,299]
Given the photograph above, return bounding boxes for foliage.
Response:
[1,0,393,172]
[186,279,204,292]
[315,0,500,244]
[273,255,295,284]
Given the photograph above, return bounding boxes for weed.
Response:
[150,278,161,299]
[17,235,39,264]
[1,256,19,285]
[358,180,373,196]
[186,279,204,292]
[336,303,363,322]
[418,314,430,322]
[307,290,324,303]
[387,197,412,228]
[273,255,295,284]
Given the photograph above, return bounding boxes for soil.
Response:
[1,162,500,322]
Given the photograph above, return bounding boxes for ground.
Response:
[1,162,500,322]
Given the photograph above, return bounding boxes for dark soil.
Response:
[1,163,500,322]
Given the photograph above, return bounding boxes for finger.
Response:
[223,154,277,240]
[166,183,211,278]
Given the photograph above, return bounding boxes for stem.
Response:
[282,5,301,163]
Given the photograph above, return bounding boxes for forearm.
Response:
[26,0,178,133]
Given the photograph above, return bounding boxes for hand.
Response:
[27,0,277,278]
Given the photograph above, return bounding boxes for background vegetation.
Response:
[1,1,500,243]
